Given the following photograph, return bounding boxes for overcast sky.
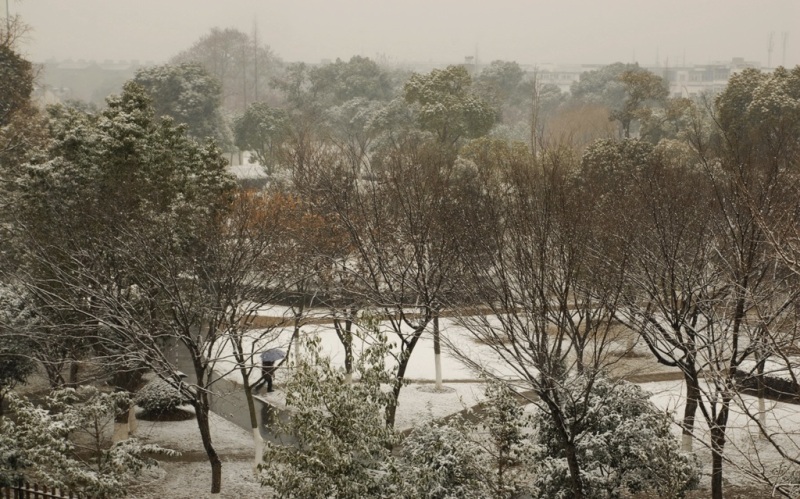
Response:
[12,0,800,68]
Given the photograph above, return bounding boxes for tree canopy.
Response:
[403,65,496,145]
[0,45,33,128]
[571,62,668,137]
[133,63,231,148]
[171,27,282,113]
[233,102,289,174]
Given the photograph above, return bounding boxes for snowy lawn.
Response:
[129,407,264,498]
[209,315,644,386]
[643,379,800,490]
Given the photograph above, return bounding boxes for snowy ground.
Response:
[128,408,264,499]
[210,315,655,388]
[644,379,800,492]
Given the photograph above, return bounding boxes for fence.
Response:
[0,482,84,499]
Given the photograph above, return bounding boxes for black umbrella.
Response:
[260,348,286,363]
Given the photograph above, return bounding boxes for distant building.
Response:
[653,57,761,98]
[532,63,602,93]
[528,57,763,98]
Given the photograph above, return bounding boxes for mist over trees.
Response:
[4,19,800,498]
[171,27,283,113]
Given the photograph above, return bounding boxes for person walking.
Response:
[253,360,276,392]
[253,348,285,392]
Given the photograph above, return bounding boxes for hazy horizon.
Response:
[12,0,800,69]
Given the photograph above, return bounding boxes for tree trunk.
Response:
[681,372,700,452]
[237,360,264,472]
[291,317,304,367]
[334,310,356,383]
[195,401,223,494]
[344,334,353,384]
[386,348,415,428]
[433,310,442,390]
[626,330,636,352]
[542,390,585,499]
[710,424,727,499]
[563,438,585,499]
[110,368,145,441]
[385,323,426,428]
[710,396,731,499]
[756,358,767,437]
[67,360,80,388]
[128,405,138,434]
[575,344,585,375]
[43,361,65,390]
[113,398,133,442]
[343,311,355,379]
[386,379,402,429]
[112,405,138,441]
[530,74,539,157]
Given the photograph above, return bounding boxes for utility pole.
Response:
[530,68,540,157]
[782,32,788,68]
[767,32,774,68]
[253,18,259,103]
[242,40,248,113]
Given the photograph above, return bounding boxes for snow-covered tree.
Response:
[682,65,800,499]
[12,82,240,494]
[133,63,231,148]
[0,18,47,270]
[403,65,495,146]
[0,282,36,415]
[233,102,289,174]
[0,387,176,497]
[391,419,491,499]
[292,138,460,427]
[260,330,398,498]
[391,380,534,499]
[0,41,32,128]
[260,323,534,498]
[449,138,634,498]
[478,381,532,497]
[570,62,667,138]
[529,375,699,499]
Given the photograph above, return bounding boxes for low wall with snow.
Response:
[733,368,800,402]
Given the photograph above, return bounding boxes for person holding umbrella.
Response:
[253,348,285,392]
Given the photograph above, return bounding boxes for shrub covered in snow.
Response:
[0,387,176,497]
[529,374,699,499]
[260,333,398,498]
[0,283,37,410]
[135,378,184,416]
[392,419,491,499]
[480,381,533,497]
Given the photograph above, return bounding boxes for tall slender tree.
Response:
[12,82,239,494]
